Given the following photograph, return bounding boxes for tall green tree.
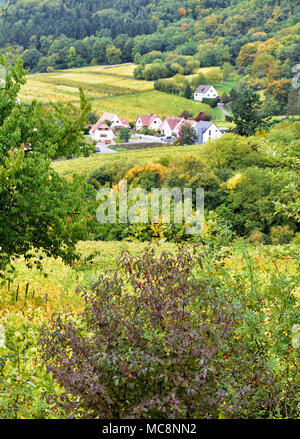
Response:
[230,87,271,136]
[287,87,300,116]
[183,83,192,99]
[179,124,198,145]
[0,57,94,276]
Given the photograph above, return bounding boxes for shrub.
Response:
[217,167,297,236]
[248,229,267,244]
[0,314,62,419]
[124,162,167,191]
[195,112,212,122]
[178,124,198,145]
[154,79,180,95]
[292,232,300,245]
[202,98,218,108]
[88,160,136,188]
[201,134,276,170]
[163,156,220,210]
[269,225,295,245]
[119,128,131,143]
[40,246,284,419]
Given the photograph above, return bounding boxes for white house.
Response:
[136,114,162,132]
[159,116,184,137]
[193,121,223,144]
[89,122,116,144]
[194,85,219,102]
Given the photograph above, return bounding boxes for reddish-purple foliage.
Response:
[40,247,278,419]
[195,112,212,122]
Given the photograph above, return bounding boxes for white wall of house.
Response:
[90,127,116,143]
[202,123,223,143]
[149,117,162,131]
[159,120,175,137]
[194,86,219,102]
[136,116,162,131]
[135,117,144,131]
[108,115,125,129]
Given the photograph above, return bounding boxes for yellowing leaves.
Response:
[222,172,247,190]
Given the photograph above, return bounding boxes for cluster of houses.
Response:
[89,85,224,147]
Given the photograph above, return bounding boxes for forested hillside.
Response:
[0,0,299,72]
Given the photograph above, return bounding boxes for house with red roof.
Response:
[96,112,128,130]
[89,121,116,144]
[159,116,185,138]
[135,113,162,132]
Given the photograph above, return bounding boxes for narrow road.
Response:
[218,103,231,118]
[95,143,117,154]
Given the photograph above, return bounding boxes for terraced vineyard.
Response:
[20,67,153,102]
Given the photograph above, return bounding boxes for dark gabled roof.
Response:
[194,85,213,94]
[194,121,214,132]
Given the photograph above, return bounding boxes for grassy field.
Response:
[19,64,231,122]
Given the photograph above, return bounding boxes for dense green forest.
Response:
[0,0,299,74]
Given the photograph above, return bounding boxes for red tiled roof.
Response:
[164,116,184,130]
[120,117,129,125]
[177,119,196,128]
[138,113,160,127]
[99,112,118,122]
[90,122,111,133]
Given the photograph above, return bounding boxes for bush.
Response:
[248,229,267,244]
[202,98,218,108]
[124,162,167,191]
[154,79,180,95]
[88,160,136,188]
[119,128,131,143]
[217,167,295,236]
[269,225,295,245]
[40,246,287,419]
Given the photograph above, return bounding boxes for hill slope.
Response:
[0,0,299,72]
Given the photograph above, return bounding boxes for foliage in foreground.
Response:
[0,57,94,277]
[40,244,299,419]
